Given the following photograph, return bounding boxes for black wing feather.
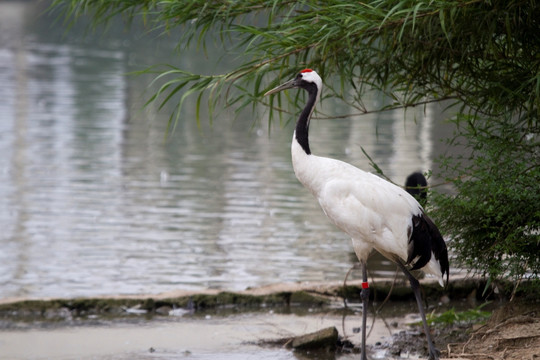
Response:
[407,212,449,284]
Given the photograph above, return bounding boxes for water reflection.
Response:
[0,1,453,299]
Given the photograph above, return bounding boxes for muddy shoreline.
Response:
[0,278,538,359]
[0,277,508,317]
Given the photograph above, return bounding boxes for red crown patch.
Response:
[300,68,313,73]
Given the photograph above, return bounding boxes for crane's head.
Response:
[264,69,322,97]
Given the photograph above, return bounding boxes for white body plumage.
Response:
[291,136,444,285]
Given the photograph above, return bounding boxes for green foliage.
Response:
[52,0,540,283]
[425,305,492,326]
[51,0,540,124]
[433,114,539,282]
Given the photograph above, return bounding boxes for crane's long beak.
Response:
[264,78,296,96]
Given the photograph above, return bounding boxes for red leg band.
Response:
[362,281,369,289]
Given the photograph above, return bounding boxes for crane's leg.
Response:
[360,260,369,360]
[396,262,439,360]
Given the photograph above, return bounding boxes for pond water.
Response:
[0,1,456,300]
[0,307,421,360]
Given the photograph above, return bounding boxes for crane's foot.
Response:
[428,346,440,360]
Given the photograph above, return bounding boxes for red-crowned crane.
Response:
[405,171,429,207]
[265,69,449,360]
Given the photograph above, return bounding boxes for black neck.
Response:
[295,83,319,155]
